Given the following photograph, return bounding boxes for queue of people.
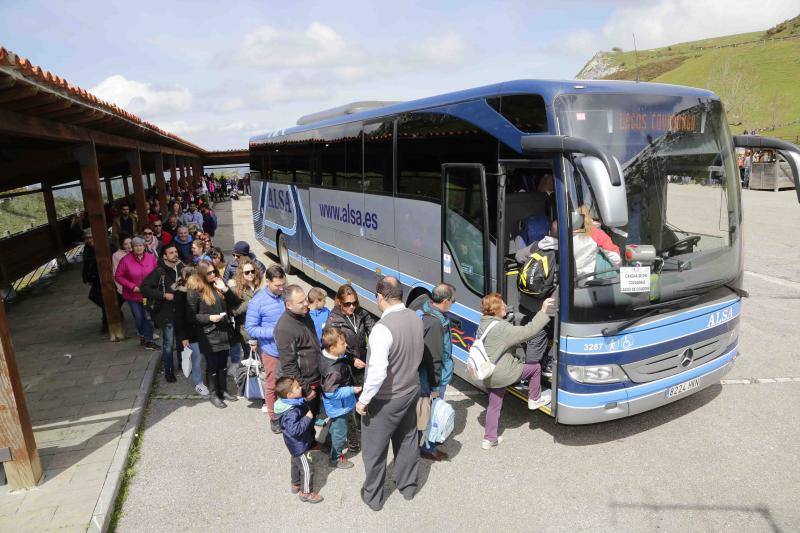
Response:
[81,176,568,510]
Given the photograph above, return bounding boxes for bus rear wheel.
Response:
[278,234,294,274]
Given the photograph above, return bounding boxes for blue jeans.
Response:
[161,322,175,373]
[127,301,154,341]
[329,414,349,460]
[229,342,242,365]
[419,369,448,452]
[188,342,203,386]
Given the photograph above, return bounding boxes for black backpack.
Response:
[517,247,557,297]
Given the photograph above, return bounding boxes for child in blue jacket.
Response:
[320,327,361,469]
[275,377,323,503]
[308,287,330,342]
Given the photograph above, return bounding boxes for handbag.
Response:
[236,346,265,400]
[181,346,193,378]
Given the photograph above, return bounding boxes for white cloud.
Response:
[602,0,800,50]
[411,32,468,65]
[221,121,261,132]
[89,74,192,116]
[237,22,358,68]
[153,120,206,136]
[563,30,599,58]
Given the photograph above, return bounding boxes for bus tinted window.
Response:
[488,94,548,133]
[364,119,394,194]
[397,112,497,202]
[270,151,292,183]
[318,123,362,191]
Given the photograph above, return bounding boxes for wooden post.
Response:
[42,183,65,252]
[0,298,43,489]
[121,173,130,201]
[153,154,168,217]
[194,160,203,191]
[168,154,178,199]
[104,177,114,204]
[127,150,148,232]
[76,143,124,341]
[178,157,186,190]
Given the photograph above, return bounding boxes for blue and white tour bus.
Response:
[248,80,800,424]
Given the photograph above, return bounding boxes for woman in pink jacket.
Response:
[115,236,159,350]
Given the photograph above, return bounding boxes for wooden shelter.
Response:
[0,47,220,490]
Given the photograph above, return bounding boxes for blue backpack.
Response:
[520,214,549,246]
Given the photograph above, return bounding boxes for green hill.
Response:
[576,15,800,141]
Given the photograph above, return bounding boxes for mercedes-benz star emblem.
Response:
[680,348,695,367]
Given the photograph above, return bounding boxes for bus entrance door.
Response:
[440,163,490,313]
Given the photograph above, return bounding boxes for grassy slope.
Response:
[583,16,800,141]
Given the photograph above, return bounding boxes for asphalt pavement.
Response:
[117,188,800,532]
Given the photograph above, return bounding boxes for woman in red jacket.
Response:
[115,236,159,350]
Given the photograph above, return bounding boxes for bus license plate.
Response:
[665,378,701,399]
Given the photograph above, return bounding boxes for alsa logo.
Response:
[267,189,292,213]
[707,307,734,328]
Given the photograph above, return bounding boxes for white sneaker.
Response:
[153,332,160,341]
[528,389,552,410]
[481,436,504,450]
[195,383,210,397]
[261,404,269,413]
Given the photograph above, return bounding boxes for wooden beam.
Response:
[121,173,130,199]
[41,183,64,251]
[151,154,168,216]
[127,150,148,231]
[0,109,201,158]
[24,99,75,116]
[168,154,178,199]
[104,176,114,204]
[178,157,186,190]
[0,299,43,490]
[0,84,39,103]
[75,143,124,340]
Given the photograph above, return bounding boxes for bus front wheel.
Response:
[278,234,294,274]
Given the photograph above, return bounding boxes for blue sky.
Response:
[1,0,797,149]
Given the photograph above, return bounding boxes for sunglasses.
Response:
[144,231,153,235]
[206,270,217,277]
[342,301,357,308]
[243,269,255,275]
[153,224,162,228]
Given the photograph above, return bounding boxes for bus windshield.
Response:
[555,94,742,322]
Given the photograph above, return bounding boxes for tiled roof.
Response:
[0,46,205,153]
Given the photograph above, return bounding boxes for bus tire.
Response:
[277,233,294,274]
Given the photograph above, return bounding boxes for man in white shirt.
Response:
[356,276,424,511]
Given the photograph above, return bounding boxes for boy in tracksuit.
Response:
[274,377,323,503]
[319,327,361,469]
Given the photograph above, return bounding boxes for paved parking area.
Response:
[116,191,800,532]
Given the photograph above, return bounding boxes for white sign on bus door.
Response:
[620,266,651,293]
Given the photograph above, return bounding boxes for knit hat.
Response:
[233,241,251,255]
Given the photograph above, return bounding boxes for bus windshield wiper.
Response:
[601,295,701,337]
[677,280,749,298]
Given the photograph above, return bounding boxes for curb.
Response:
[88,351,160,533]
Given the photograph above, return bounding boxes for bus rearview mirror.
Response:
[734,135,800,203]
[579,156,629,227]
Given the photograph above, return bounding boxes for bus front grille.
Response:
[621,333,727,383]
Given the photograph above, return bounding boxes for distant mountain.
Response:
[576,14,800,141]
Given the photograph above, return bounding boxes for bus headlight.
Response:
[567,364,628,384]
